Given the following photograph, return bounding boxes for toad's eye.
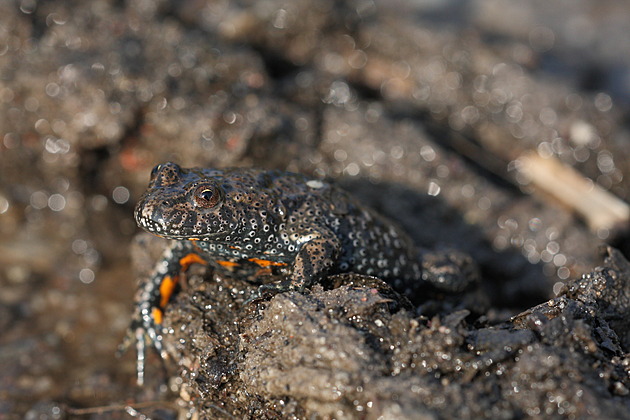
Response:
[150,164,162,180]
[194,185,221,208]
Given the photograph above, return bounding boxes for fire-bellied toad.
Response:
[121,162,477,384]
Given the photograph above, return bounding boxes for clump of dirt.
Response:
[4,1,630,418]
[153,240,630,419]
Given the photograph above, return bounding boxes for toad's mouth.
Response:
[136,215,229,241]
[135,205,228,240]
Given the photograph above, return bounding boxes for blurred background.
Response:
[1,0,629,417]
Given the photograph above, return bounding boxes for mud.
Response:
[151,238,630,419]
[1,0,630,419]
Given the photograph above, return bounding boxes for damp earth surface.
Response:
[1,0,630,419]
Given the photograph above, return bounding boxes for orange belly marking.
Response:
[216,260,240,268]
[247,258,288,268]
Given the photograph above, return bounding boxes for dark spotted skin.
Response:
[122,162,476,384]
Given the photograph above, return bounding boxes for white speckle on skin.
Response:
[306,180,324,189]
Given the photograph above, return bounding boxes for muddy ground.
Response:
[1,0,630,418]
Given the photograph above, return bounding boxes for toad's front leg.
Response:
[118,240,206,385]
[253,230,341,299]
[288,233,342,290]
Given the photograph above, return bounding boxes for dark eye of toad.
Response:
[150,164,161,180]
[194,185,220,208]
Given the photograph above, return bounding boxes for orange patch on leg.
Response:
[179,253,207,271]
[159,275,179,309]
[152,307,164,325]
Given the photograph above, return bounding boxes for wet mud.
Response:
[1,0,630,418]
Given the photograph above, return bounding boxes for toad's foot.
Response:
[117,307,167,386]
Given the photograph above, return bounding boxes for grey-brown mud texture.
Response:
[155,242,630,419]
[3,0,630,419]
